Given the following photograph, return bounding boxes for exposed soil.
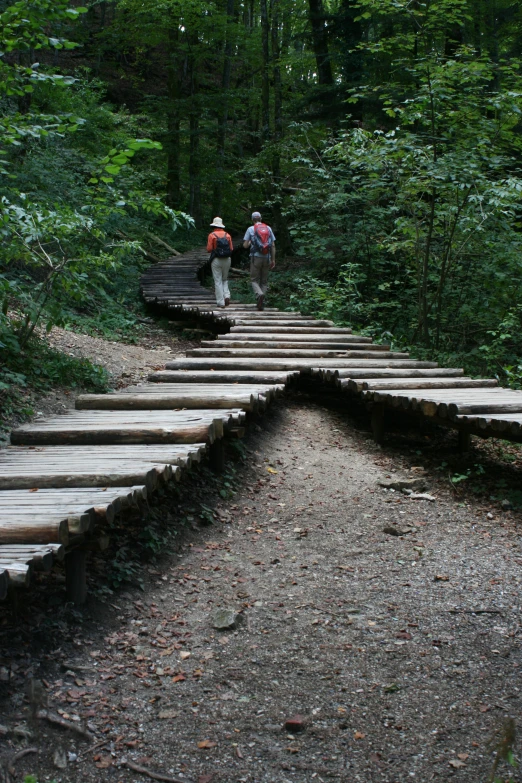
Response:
[1,391,521,783]
[4,323,200,428]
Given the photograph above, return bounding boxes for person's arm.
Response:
[269,229,276,269]
[228,233,234,251]
[206,233,215,253]
[243,227,252,250]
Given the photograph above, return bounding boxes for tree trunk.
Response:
[260,0,271,143]
[189,34,202,227]
[308,0,333,85]
[213,0,235,217]
[166,24,182,209]
[270,0,291,252]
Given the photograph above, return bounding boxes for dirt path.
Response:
[1,396,520,782]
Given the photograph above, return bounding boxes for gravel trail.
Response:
[1,396,520,782]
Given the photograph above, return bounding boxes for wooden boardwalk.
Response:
[1,245,521,602]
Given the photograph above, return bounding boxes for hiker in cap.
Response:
[243,211,276,311]
[207,217,233,308]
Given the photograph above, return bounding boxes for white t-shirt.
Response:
[244,223,276,257]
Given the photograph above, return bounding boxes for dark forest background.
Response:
[2,0,522,425]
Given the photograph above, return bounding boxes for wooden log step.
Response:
[187,348,410,359]
[447,400,522,418]
[120,383,284,400]
[148,370,299,384]
[217,333,370,343]
[362,389,522,418]
[0,519,69,545]
[224,312,306,319]
[0,551,52,572]
[456,413,522,436]
[0,444,205,467]
[5,466,170,488]
[230,319,334,327]
[229,326,353,334]
[11,410,244,446]
[203,341,380,351]
[0,466,175,492]
[331,368,464,381]
[0,543,64,565]
[76,392,261,412]
[0,562,31,587]
[166,358,438,371]
[348,378,498,392]
[0,486,147,506]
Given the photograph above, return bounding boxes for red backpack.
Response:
[252,223,272,255]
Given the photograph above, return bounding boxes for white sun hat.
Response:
[210,217,225,228]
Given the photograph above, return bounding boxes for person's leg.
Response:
[250,257,263,298]
[222,258,231,304]
[260,258,270,295]
[212,258,225,307]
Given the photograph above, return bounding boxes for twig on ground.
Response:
[123,759,191,783]
[37,709,93,740]
[448,609,502,614]
[78,738,110,759]
[8,747,38,776]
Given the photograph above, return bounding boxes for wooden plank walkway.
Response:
[1,243,521,602]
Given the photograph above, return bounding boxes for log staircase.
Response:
[1,245,520,603]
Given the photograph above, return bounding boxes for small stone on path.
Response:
[211,608,240,630]
[284,714,309,732]
[379,477,427,491]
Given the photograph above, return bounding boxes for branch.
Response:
[145,232,181,256]
[115,230,162,263]
[8,747,38,777]
[122,759,191,783]
[37,709,93,740]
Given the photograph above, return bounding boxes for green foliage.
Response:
[0,335,109,439]
[281,0,522,379]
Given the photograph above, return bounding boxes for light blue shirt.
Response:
[244,223,276,257]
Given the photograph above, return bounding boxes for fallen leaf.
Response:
[198,740,217,749]
[434,574,449,582]
[286,746,299,753]
[457,753,469,761]
[449,759,466,768]
[172,673,186,683]
[95,755,113,769]
[180,651,191,660]
[354,731,365,740]
[479,704,490,713]
[267,467,278,474]
[198,775,214,783]
[158,709,178,719]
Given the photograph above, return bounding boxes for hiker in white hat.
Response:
[207,217,234,308]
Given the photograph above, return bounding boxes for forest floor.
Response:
[1,330,522,783]
[2,320,199,432]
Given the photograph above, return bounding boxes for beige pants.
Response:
[250,256,270,298]
[211,257,231,306]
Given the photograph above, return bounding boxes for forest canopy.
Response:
[1,0,522,402]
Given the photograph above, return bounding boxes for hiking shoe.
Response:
[225,297,230,306]
[257,295,264,311]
